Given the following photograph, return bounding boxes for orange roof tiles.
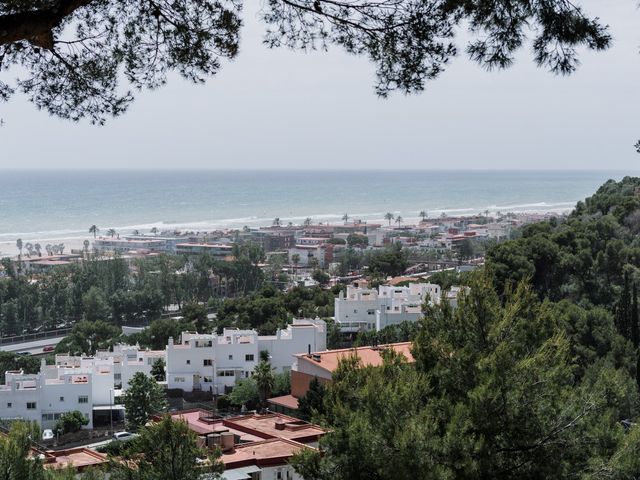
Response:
[296,342,415,374]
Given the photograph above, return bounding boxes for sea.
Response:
[0,169,634,256]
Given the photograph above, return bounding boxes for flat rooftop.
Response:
[43,448,108,471]
[295,342,414,374]
[224,413,326,443]
[222,438,311,469]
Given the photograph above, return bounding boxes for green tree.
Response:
[113,415,222,480]
[0,421,46,480]
[123,372,167,431]
[312,269,330,287]
[253,360,275,408]
[89,225,99,238]
[1,1,611,124]
[293,274,639,479]
[272,372,291,397]
[54,411,89,435]
[346,234,368,248]
[182,302,208,333]
[342,213,349,223]
[297,377,326,420]
[419,210,427,222]
[228,378,259,409]
[150,358,166,382]
[82,286,109,322]
[384,213,394,227]
[55,320,121,355]
[366,243,408,277]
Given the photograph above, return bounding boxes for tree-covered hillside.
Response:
[293,177,640,479]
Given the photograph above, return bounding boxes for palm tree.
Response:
[24,242,33,258]
[58,243,65,254]
[253,361,275,409]
[15,238,22,259]
[107,228,117,238]
[83,239,90,253]
[150,227,158,235]
[34,243,41,257]
[45,244,52,256]
[396,216,403,227]
[419,210,427,222]
[342,213,349,224]
[291,253,300,280]
[303,217,312,227]
[384,212,394,227]
[89,225,99,238]
[273,217,281,227]
[131,229,140,235]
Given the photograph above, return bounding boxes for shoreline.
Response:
[0,208,568,259]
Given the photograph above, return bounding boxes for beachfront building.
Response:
[334,282,440,333]
[174,242,234,259]
[166,319,326,394]
[92,237,166,254]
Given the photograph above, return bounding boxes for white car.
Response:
[42,429,54,441]
[113,431,137,442]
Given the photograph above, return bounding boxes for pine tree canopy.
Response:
[0,0,610,123]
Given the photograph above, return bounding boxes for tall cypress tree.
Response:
[632,282,639,348]
[617,271,632,340]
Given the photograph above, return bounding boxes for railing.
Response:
[0,328,72,346]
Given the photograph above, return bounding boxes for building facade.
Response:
[334,282,441,332]
[166,318,326,394]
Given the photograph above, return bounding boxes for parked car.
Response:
[113,432,137,442]
[42,429,54,441]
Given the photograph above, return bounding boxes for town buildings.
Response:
[334,282,441,332]
[166,409,326,480]
[268,342,414,415]
[166,318,326,394]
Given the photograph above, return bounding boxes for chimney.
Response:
[168,337,174,347]
[307,344,311,357]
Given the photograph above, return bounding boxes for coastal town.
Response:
[0,209,558,479]
[2,0,637,477]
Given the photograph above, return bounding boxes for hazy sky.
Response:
[0,1,639,170]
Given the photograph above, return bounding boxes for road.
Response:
[0,336,66,354]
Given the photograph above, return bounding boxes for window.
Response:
[203,359,213,366]
[59,397,64,402]
[186,360,191,365]
[203,376,213,383]
[27,402,36,410]
[114,373,122,380]
[245,354,254,362]
[217,370,235,377]
[78,396,88,404]
[174,377,185,383]
[353,309,358,314]
[367,309,375,315]
[42,413,55,422]
[228,354,233,360]
[7,403,11,408]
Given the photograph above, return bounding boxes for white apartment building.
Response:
[335,283,441,332]
[0,358,112,430]
[0,346,164,431]
[166,318,326,394]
